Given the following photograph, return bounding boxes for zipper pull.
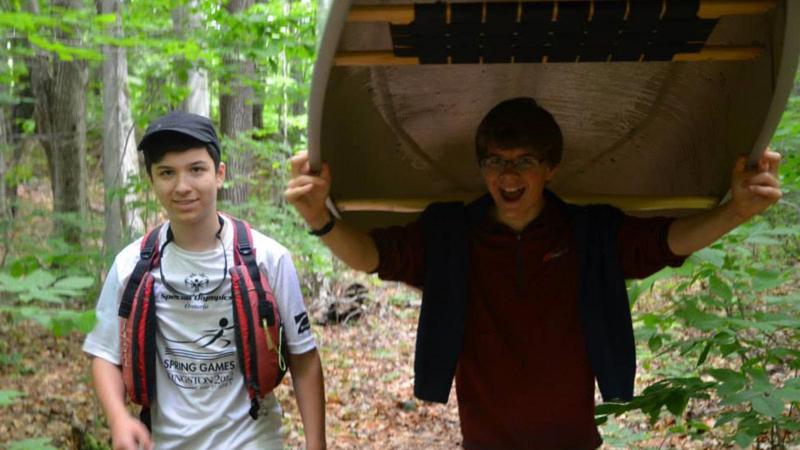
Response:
[262,318,275,351]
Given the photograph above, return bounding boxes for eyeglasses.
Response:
[480,155,542,173]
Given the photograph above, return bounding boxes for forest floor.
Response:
[2,271,783,450]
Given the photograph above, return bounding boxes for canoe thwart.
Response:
[348,1,778,24]
[334,46,763,65]
[344,0,774,64]
[335,195,720,213]
[390,1,719,63]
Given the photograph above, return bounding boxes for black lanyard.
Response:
[158,215,228,297]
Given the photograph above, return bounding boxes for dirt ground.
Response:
[0,277,794,449]
[0,280,463,450]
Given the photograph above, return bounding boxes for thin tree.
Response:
[26,0,89,244]
[99,0,142,257]
[0,90,9,264]
[173,0,209,117]
[219,0,255,205]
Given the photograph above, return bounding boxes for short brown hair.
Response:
[141,131,220,177]
[475,97,563,166]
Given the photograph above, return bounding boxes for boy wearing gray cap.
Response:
[84,111,326,450]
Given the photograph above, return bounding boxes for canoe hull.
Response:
[310,0,799,228]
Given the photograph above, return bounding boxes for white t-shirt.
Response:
[83,215,315,450]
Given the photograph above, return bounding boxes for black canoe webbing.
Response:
[389,0,717,63]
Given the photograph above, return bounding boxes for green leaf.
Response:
[709,275,733,301]
[626,268,673,305]
[595,402,631,416]
[784,378,800,389]
[721,389,760,406]
[734,430,756,448]
[749,367,773,393]
[13,307,96,336]
[665,390,690,416]
[696,341,712,367]
[717,380,746,398]
[53,276,94,290]
[726,317,777,333]
[49,310,96,336]
[648,335,663,352]
[773,386,800,402]
[749,268,784,292]
[93,13,117,25]
[18,307,53,329]
[8,437,57,450]
[0,390,25,406]
[719,342,742,357]
[714,411,742,427]
[783,420,800,431]
[688,419,710,432]
[691,248,725,268]
[756,313,800,330]
[27,269,56,288]
[28,288,64,303]
[709,368,747,384]
[0,274,27,294]
[675,304,722,331]
[743,235,781,245]
[751,394,784,418]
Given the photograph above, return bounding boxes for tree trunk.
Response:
[27,0,89,244]
[184,68,210,117]
[173,0,209,117]
[99,0,142,256]
[219,0,254,205]
[0,100,9,264]
[5,77,36,220]
[253,103,263,131]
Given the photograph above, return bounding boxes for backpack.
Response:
[117,215,288,428]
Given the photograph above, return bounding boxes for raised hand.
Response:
[729,150,782,221]
[284,151,332,229]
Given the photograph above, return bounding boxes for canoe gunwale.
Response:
[309,0,353,173]
[333,195,721,213]
[747,0,800,166]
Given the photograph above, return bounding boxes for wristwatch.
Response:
[308,216,335,236]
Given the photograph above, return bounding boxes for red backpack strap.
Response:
[118,225,163,429]
[230,217,276,327]
[119,225,163,319]
[228,216,287,419]
[121,273,157,406]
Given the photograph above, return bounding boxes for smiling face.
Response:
[481,146,557,231]
[150,147,225,229]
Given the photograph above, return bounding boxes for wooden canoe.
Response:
[308,0,799,229]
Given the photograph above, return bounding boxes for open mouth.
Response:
[499,187,525,202]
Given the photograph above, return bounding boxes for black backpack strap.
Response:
[140,408,151,432]
[231,217,276,327]
[572,203,634,402]
[414,201,471,404]
[119,224,164,319]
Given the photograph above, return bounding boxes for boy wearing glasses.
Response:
[286,97,781,449]
[84,112,326,450]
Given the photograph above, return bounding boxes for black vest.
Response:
[414,190,635,404]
